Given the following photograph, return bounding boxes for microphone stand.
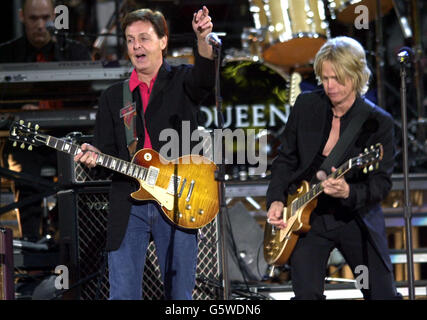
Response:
[398,50,416,300]
[212,44,230,300]
[54,31,69,60]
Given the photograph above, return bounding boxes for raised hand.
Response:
[192,6,214,59]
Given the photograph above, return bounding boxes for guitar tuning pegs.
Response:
[376,163,379,170]
[28,145,33,151]
[13,141,17,147]
[34,124,39,130]
[369,165,374,172]
[27,122,31,127]
[363,167,368,174]
[19,120,24,125]
[364,148,368,153]
[20,143,25,149]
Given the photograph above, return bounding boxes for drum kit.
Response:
[239,0,393,68]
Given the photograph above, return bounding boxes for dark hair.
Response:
[121,8,169,57]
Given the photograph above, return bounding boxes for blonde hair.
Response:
[313,36,371,96]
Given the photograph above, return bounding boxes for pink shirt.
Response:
[129,69,157,149]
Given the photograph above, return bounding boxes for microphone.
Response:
[397,46,414,64]
[45,21,69,36]
[205,32,222,48]
[45,21,56,36]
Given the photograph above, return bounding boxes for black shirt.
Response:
[303,96,363,230]
[0,35,91,63]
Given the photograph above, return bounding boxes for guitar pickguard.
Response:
[138,181,174,211]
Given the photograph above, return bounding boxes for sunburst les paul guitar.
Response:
[264,144,383,266]
[9,121,219,229]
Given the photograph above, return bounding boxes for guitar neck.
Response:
[293,160,352,211]
[45,135,149,181]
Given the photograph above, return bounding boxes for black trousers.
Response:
[289,215,401,300]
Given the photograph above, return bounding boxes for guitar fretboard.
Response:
[292,160,352,213]
[46,136,149,180]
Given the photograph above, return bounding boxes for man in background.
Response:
[0,0,90,64]
[0,0,91,242]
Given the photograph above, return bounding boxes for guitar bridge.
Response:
[186,180,195,202]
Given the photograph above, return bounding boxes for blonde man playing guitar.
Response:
[266,37,401,300]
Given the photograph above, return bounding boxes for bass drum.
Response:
[328,0,394,25]
[248,0,329,68]
[199,51,292,178]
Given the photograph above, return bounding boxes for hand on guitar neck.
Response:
[74,143,100,168]
[266,201,287,229]
[320,167,350,199]
[267,167,350,230]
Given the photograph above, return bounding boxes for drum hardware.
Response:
[248,0,330,68]
[326,0,394,25]
[392,0,412,39]
[241,27,265,59]
[374,0,386,110]
[408,0,426,145]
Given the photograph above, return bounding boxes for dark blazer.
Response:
[0,36,91,62]
[266,89,395,271]
[93,51,215,251]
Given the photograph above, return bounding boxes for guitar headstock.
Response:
[353,143,383,173]
[9,120,45,150]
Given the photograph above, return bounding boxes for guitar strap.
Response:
[318,99,372,176]
[121,79,138,157]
